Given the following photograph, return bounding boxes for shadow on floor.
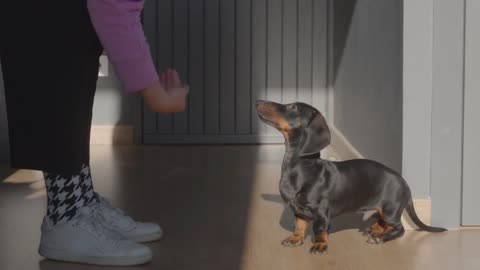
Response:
[0,165,15,181]
[104,145,260,270]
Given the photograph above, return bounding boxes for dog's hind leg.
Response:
[362,208,386,237]
[367,205,405,244]
[281,216,309,247]
[363,221,385,237]
[380,222,405,242]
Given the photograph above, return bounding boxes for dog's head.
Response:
[255,100,331,156]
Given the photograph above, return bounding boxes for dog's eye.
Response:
[286,104,297,111]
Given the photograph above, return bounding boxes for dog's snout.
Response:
[255,100,278,111]
[255,100,266,108]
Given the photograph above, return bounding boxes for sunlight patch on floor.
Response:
[2,169,43,184]
[2,169,46,200]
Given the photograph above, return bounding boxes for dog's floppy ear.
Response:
[298,111,331,157]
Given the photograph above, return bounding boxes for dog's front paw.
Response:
[281,236,304,247]
[309,243,328,255]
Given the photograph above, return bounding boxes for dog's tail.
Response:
[405,199,447,232]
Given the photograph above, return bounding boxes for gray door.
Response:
[462,0,480,226]
[141,0,328,144]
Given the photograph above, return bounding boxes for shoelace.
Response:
[74,209,119,247]
[95,196,135,229]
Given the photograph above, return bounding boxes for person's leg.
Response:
[1,0,101,223]
[1,0,154,265]
[1,2,99,174]
[44,164,96,225]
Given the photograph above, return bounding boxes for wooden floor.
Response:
[0,145,479,270]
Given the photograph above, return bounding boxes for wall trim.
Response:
[429,0,464,229]
[402,0,434,199]
[90,125,133,145]
[330,124,431,230]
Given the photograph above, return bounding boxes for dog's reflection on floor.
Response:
[262,193,374,238]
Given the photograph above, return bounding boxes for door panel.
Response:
[462,0,480,226]
[142,0,328,144]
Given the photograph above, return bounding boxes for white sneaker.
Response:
[92,194,163,243]
[38,207,153,266]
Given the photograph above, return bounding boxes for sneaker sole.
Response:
[38,245,152,266]
[128,231,163,243]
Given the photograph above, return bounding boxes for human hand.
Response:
[140,69,189,114]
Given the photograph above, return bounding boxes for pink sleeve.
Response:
[87,0,159,92]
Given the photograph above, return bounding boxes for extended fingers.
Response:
[170,69,182,87]
[160,68,187,92]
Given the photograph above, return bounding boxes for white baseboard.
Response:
[330,124,431,230]
[90,125,133,145]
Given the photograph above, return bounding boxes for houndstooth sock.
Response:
[43,164,98,225]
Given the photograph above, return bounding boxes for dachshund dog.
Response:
[255,100,446,255]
